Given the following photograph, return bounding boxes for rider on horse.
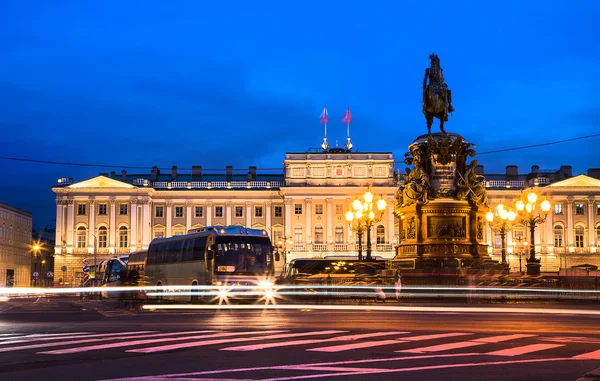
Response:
[423,54,455,134]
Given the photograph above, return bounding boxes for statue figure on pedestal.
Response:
[401,154,431,206]
[457,160,488,208]
[423,54,455,135]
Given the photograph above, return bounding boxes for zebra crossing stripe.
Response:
[573,349,600,360]
[486,344,564,356]
[309,333,472,353]
[0,332,124,346]
[0,331,208,353]
[398,334,539,354]
[127,330,347,354]
[221,331,409,351]
[39,330,287,354]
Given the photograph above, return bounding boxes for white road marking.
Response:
[221,331,408,351]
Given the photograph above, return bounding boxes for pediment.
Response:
[548,174,600,188]
[67,175,136,189]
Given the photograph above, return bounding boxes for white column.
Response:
[546,203,554,253]
[166,200,172,237]
[245,201,252,228]
[142,198,151,249]
[88,199,95,250]
[566,197,573,248]
[186,201,192,233]
[109,198,116,251]
[387,197,395,244]
[66,199,74,252]
[284,199,292,239]
[206,201,213,226]
[326,198,333,244]
[226,201,232,226]
[305,198,312,244]
[130,198,138,250]
[265,201,272,237]
[55,199,63,254]
[588,197,596,248]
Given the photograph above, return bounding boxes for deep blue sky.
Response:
[1,0,599,230]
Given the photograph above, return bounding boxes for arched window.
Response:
[314,225,324,244]
[98,226,108,248]
[553,225,563,248]
[119,226,129,248]
[77,226,87,248]
[376,225,386,244]
[575,226,585,248]
[335,225,344,244]
[294,225,303,244]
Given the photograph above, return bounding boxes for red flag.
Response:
[320,105,328,124]
[342,106,352,124]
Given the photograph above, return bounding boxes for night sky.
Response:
[1,0,599,231]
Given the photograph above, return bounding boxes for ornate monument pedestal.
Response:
[396,198,490,271]
[394,132,502,274]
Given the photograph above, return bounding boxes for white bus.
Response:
[145,226,281,301]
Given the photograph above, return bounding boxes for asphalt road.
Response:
[1,297,600,381]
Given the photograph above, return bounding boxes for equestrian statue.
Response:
[423,53,455,135]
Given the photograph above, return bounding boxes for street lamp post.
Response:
[345,187,387,261]
[513,237,527,274]
[515,190,551,276]
[486,204,516,269]
[32,244,41,287]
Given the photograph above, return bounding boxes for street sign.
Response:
[61,266,67,272]
[83,258,90,266]
[47,271,54,278]
[82,266,90,273]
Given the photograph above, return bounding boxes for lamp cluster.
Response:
[345,187,387,261]
[486,190,551,275]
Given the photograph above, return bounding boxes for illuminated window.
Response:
[294,225,303,244]
[554,204,562,215]
[376,225,385,244]
[553,225,563,247]
[235,206,243,217]
[335,225,344,244]
[315,204,323,215]
[314,225,324,244]
[575,226,585,248]
[98,226,108,248]
[119,226,128,248]
[77,226,87,248]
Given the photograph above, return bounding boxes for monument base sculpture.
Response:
[393,132,505,274]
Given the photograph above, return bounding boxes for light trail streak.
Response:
[140,303,600,316]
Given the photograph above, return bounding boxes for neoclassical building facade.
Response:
[0,202,32,287]
[52,148,600,285]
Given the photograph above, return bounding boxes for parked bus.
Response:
[145,225,280,301]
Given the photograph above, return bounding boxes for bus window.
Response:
[147,244,158,265]
[182,238,194,261]
[156,243,167,264]
[192,236,207,261]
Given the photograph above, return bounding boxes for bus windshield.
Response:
[214,236,272,275]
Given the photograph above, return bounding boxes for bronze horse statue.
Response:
[423,54,455,134]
